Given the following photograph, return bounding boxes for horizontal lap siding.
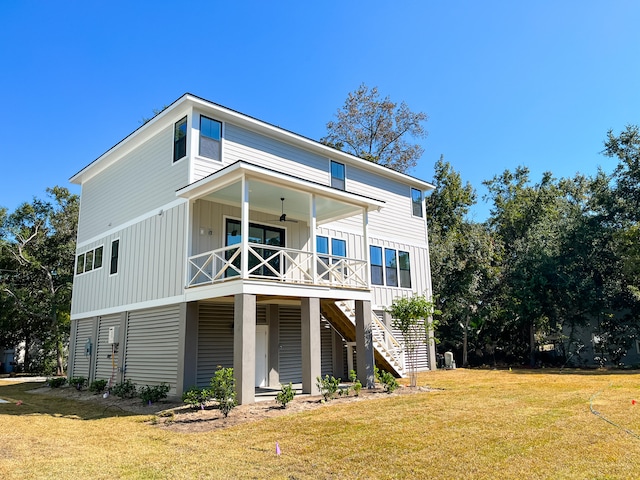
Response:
[124,306,180,392]
[72,319,94,379]
[95,314,122,383]
[321,321,333,376]
[196,303,234,387]
[71,203,186,316]
[77,125,188,243]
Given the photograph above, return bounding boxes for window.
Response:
[75,245,103,275]
[110,239,120,275]
[411,188,423,217]
[370,246,383,285]
[398,251,411,288]
[331,161,345,190]
[173,116,187,162]
[331,238,346,259]
[385,249,398,287]
[199,116,222,160]
[225,219,284,277]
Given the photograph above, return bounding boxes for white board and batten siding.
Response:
[71,203,187,317]
[76,124,189,244]
[71,318,94,379]
[123,306,181,394]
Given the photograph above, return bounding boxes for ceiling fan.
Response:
[278,198,298,223]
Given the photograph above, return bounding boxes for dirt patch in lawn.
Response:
[30,384,435,433]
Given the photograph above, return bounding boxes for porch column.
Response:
[362,207,370,286]
[301,297,321,395]
[234,293,256,404]
[240,176,250,279]
[268,304,280,386]
[355,299,375,388]
[309,194,317,282]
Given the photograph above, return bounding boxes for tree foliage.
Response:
[0,187,78,374]
[321,84,428,173]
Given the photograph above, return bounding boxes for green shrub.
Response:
[349,371,363,397]
[139,383,170,405]
[111,379,138,399]
[316,375,340,402]
[68,377,87,390]
[275,383,296,408]
[210,367,236,417]
[89,379,108,394]
[378,370,399,393]
[182,386,211,410]
[46,377,67,388]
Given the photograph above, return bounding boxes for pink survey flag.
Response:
[276,441,281,456]
[633,399,637,405]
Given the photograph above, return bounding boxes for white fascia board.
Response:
[176,161,385,212]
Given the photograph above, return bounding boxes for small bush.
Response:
[182,386,211,410]
[275,383,296,408]
[111,379,138,399]
[89,379,108,394]
[139,383,170,405]
[316,375,340,402]
[379,370,399,393]
[46,377,67,388]
[210,367,236,417]
[349,371,363,397]
[69,377,87,391]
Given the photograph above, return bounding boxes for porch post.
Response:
[301,297,321,395]
[309,194,317,283]
[268,304,280,386]
[240,176,250,279]
[355,299,375,388]
[234,293,256,404]
[362,207,370,287]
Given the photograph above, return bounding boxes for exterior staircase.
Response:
[320,300,406,377]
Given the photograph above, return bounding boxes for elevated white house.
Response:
[67,93,436,403]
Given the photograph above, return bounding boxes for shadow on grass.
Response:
[0,381,157,420]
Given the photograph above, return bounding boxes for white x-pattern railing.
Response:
[187,243,368,289]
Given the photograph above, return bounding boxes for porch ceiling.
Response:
[177,161,384,225]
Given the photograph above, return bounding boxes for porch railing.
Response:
[187,244,368,289]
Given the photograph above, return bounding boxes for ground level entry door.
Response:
[255,325,268,387]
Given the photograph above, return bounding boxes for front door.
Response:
[255,325,269,387]
[225,219,285,278]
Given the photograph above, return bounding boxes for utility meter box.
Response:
[108,326,120,345]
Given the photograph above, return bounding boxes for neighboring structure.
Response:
[67,93,436,403]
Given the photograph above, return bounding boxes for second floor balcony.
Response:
[177,161,385,294]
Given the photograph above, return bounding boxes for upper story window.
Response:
[411,188,423,217]
[370,246,383,285]
[398,251,411,288]
[200,116,222,160]
[110,239,120,275]
[385,248,398,287]
[331,161,345,190]
[173,116,187,162]
[75,245,103,275]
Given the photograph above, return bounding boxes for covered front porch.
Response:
[177,161,384,293]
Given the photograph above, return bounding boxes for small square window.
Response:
[331,161,345,190]
[411,188,423,217]
[173,116,187,162]
[200,116,222,160]
[331,238,346,258]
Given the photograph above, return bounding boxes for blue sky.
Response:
[1,1,639,220]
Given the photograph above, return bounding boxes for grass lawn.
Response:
[1,369,639,479]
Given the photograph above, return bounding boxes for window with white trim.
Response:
[110,239,120,275]
[411,188,423,217]
[375,248,412,288]
[173,116,187,162]
[200,115,222,160]
[370,246,383,285]
[75,245,103,275]
[331,161,345,190]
